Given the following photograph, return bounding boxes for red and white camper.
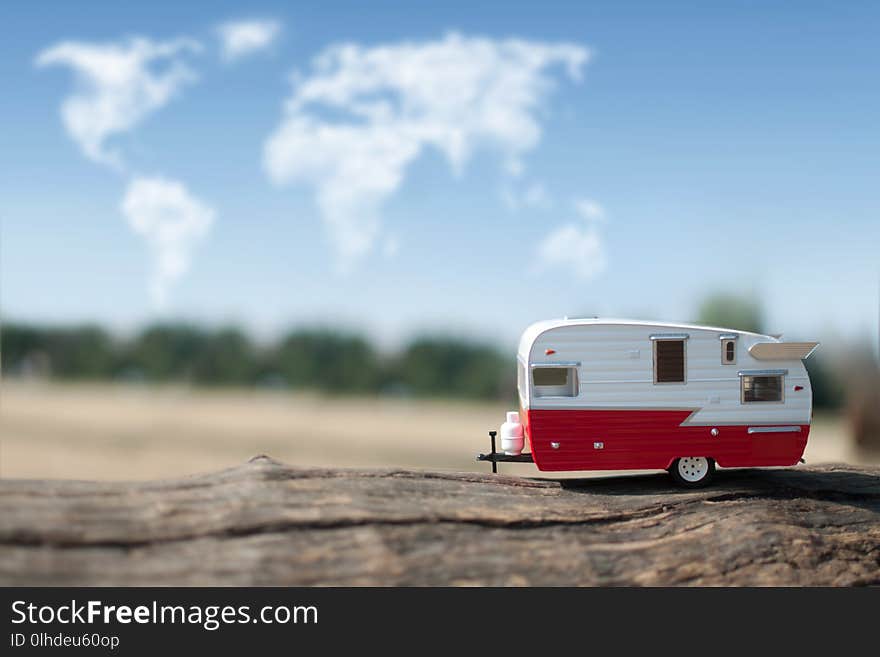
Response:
[479,318,819,486]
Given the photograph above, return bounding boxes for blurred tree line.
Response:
[1,292,866,411]
[0,323,514,400]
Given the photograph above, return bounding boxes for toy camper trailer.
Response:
[479,319,819,486]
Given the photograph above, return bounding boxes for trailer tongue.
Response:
[477,431,534,473]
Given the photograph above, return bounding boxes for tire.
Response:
[669,456,715,487]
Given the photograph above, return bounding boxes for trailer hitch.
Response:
[477,430,534,473]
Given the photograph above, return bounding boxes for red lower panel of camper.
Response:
[524,409,809,472]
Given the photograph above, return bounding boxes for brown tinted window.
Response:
[723,340,736,363]
[654,340,685,383]
[742,375,783,402]
[532,366,578,397]
[533,367,569,386]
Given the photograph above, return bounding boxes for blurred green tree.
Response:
[124,323,207,381]
[393,337,513,400]
[50,326,116,379]
[804,355,845,410]
[0,323,115,379]
[696,293,764,333]
[1,323,44,373]
[273,328,379,393]
[191,328,256,385]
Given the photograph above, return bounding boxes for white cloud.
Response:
[574,197,606,221]
[382,235,401,258]
[217,19,281,61]
[502,181,551,211]
[535,198,607,280]
[36,37,201,169]
[121,176,215,307]
[264,32,589,268]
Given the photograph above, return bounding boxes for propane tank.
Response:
[500,411,524,456]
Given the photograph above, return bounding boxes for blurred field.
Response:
[1,381,876,481]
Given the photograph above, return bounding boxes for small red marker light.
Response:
[794,385,804,392]
[545,348,556,355]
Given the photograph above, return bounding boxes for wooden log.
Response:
[1,456,878,586]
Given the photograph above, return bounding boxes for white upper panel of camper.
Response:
[518,318,818,362]
[516,318,819,424]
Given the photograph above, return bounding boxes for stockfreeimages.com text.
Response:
[11,600,317,631]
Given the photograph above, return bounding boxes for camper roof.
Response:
[517,318,777,362]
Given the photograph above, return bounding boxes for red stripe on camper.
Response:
[524,409,809,472]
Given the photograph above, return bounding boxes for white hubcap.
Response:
[677,457,709,482]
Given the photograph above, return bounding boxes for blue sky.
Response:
[2,1,878,349]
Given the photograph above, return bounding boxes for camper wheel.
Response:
[669,457,715,487]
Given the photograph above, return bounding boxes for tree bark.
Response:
[1,456,878,586]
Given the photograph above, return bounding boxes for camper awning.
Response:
[748,342,819,361]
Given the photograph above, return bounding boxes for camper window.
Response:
[532,366,578,397]
[722,339,736,364]
[741,374,783,403]
[653,339,686,384]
